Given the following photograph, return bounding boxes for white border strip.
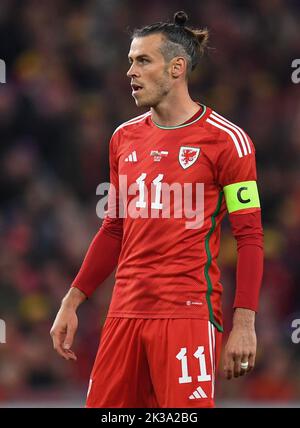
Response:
[210,113,248,156]
[113,111,151,135]
[212,111,252,154]
[208,321,214,398]
[206,118,243,158]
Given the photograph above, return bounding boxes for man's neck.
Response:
[150,88,200,127]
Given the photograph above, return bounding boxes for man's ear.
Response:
[171,57,187,78]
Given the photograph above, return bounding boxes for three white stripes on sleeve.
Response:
[206,111,252,158]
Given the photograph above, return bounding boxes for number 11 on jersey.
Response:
[136,173,164,210]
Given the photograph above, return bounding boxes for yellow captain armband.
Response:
[223,180,260,213]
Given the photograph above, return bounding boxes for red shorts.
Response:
[86,318,222,408]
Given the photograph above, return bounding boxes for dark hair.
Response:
[131,11,209,74]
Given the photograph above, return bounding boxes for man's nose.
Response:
[127,63,139,78]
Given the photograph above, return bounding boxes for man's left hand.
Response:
[223,308,257,380]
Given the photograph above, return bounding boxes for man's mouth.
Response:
[131,83,143,93]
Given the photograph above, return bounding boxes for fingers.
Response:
[233,355,242,378]
[223,326,257,380]
[247,353,256,373]
[50,326,77,361]
[53,336,77,360]
[223,351,234,380]
[62,327,77,361]
[51,332,68,359]
[62,348,77,361]
[224,351,256,380]
[63,327,75,352]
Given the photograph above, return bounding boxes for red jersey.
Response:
[102,105,259,331]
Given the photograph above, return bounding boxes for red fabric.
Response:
[72,105,264,329]
[105,107,258,328]
[229,211,264,311]
[71,227,122,298]
[86,318,222,408]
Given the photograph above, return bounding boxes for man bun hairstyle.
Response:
[132,11,209,74]
[174,11,188,27]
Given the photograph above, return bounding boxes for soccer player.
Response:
[50,11,264,408]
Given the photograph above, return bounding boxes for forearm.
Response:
[71,225,122,298]
[229,211,264,312]
[233,244,264,311]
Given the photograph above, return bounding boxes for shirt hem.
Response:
[107,311,222,322]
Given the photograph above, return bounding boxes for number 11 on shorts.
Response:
[176,346,211,384]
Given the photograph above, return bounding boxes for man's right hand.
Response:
[50,287,86,361]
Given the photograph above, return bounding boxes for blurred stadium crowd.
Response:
[0,0,300,406]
